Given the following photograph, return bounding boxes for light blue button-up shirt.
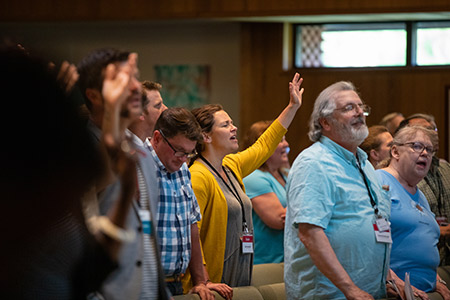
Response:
[284,136,391,300]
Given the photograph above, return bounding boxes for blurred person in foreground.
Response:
[1,43,137,299]
[78,48,170,300]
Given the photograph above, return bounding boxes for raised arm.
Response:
[90,54,140,260]
[102,53,138,147]
[276,72,304,129]
[298,223,374,300]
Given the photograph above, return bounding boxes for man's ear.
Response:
[85,88,103,109]
[151,130,162,149]
[369,149,380,162]
[319,117,331,132]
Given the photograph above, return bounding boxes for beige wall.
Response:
[1,20,241,126]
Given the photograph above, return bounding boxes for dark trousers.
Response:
[166,281,183,296]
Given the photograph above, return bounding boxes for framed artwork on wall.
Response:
[154,65,211,109]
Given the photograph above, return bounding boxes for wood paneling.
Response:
[1,0,449,22]
[240,23,450,161]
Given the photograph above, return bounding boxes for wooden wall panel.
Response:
[1,0,449,21]
[240,23,450,161]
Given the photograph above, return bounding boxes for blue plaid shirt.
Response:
[145,139,202,276]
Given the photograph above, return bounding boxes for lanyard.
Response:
[356,159,379,217]
[199,155,248,232]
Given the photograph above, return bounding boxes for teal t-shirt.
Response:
[243,169,287,264]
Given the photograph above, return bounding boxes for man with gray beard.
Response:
[284,82,392,300]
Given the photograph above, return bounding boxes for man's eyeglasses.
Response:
[159,130,197,159]
[335,103,371,117]
[397,142,435,156]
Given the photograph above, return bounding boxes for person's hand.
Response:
[386,271,430,300]
[288,72,304,109]
[386,281,399,299]
[386,280,429,300]
[189,283,214,300]
[102,53,138,110]
[440,224,450,236]
[206,282,233,299]
[56,61,79,94]
[344,286,374,300]
[412,286,430,300]
[101,53,138,147]
[436,280,450,300]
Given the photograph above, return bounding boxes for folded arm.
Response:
[251,192,286,230]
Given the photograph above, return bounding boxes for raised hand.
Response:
[277,72,305,129]
[102,53,138,109]
[288,72,304,109]
[56,61,79,94]
[101,53,140,148]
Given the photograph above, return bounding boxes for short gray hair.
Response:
[308,81,357,142]
[393,125,438,149]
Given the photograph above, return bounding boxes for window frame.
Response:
[293,20,450,69]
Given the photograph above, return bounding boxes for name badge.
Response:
[139,209,152,235]
[373,218,392,244]
[242,233,254,254]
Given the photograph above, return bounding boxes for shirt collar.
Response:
[320,135,368,168]
[125,129,144,148]
[145,138,170,174]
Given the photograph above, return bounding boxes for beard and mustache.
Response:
[329,115,369,146]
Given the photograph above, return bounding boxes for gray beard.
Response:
[347,125,369,146]
[332,118,369,146]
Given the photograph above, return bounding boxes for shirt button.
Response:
[136,260,142,267]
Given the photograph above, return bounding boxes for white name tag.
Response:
[373,220,392,244]
[376,218,390,232]
[242,233,254,254]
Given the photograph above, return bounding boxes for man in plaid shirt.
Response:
[145,107,214,300]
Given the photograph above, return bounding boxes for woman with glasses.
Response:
[181,73,304,291]
[377,125,450,300]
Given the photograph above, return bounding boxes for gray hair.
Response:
[393,125,438,150]
[308,81,357,142]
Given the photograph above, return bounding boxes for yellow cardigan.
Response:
[182,119,287,291]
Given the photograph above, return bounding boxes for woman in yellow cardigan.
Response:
[182,73,304,294]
